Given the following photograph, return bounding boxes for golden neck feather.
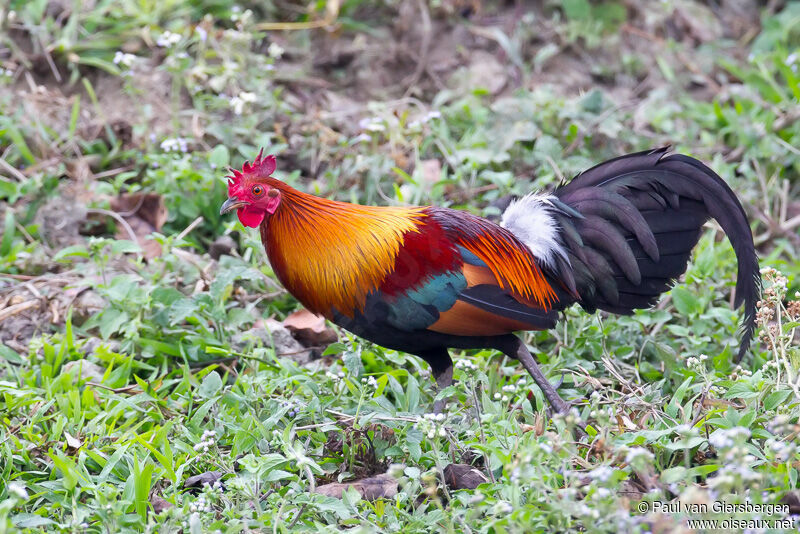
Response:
[261,186,426,316]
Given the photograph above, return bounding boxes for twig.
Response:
[85,208,140,247]
[402,0,432,97]
[0,300,39,322]
[93,165,135,180]
[14,221,36,244]
[39,36,62,82]
[176,216,204,242]
[112,195,146,217]
[254,1,338,31]
[0,157,27,182]
[86,382,140,394]
[287,504,308,529]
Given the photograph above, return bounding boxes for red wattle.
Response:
[238,208,265,228]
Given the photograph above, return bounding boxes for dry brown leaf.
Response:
[64,431,82,449]
[150,495,172,514]
[111,193,167,229]
[314,473,397,500]
[283,309,338,346]
[442,464,488,490]
[110,193,168,259]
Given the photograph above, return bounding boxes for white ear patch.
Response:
[501,193,568,269]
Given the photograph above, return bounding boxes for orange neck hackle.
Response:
[261,184,427,317]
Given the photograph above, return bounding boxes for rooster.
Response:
[220,147,759,414]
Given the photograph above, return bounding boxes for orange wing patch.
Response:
[428,299,544,336]
[458,235,557,308]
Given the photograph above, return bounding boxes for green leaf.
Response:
[666,377,693,418]
[198,371,223,398]
[343,349,364,378]
[322,342,347,356]
[405,428,422,461]
[664,436,705,450]
[562,0,591,21]
[763,389,792,411]
[0,209,14,257]
[110,239,142,255]
[0,343,23,364]
[660,466,686,484]
[209,144,230,168]
[53,245,89,261]
[99,308,130,339]
[68,94,81,142]
[170,298,198,324]
[671,287,702,316]
[725,381,758,399]
[12,515,56,528]
[580,89,604,114]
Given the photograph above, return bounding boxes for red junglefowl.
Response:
[220,147,759,415]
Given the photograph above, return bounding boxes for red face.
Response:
[219,151,282,228]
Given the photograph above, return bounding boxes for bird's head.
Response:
[220,149,283,228]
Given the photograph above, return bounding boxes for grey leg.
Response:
[503,337,571,415]
[419,349,453,414]
[431,364,453,414]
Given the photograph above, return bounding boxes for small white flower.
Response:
[593,487,611,499]
[625,447,654,465]
[113,51,137,68]
[196,26,207,42]
[358,117,386,132]
[268,42,285,59]
[469,492,485,505]
[160,137,188,153]
[786,53,798,66]
[588,465,614,483]
[493,392,501,400]
[493,501,513,514]
[157,31,182,48]
[455,359,478,371]
[8,482,28,499]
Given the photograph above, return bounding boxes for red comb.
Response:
[226,148,277,194]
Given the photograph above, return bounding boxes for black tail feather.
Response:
[552,148,760,362]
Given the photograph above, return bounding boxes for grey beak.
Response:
[220,197,248,215]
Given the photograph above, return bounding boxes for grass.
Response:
[1,0,800,532]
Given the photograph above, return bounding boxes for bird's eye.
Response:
[252,185,265,197]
